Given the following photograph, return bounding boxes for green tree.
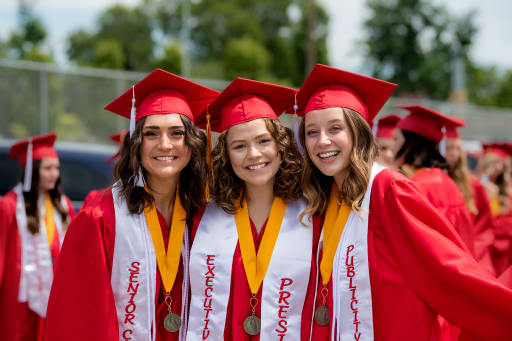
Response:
[153,43,182,74]
[67,5,154,70]
[7,0,52,62]
[144,0,329,85]
[223,37,271,79]
[363,0,476,100]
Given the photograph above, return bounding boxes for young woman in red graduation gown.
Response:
[0,133,75,341]
[444,124,496,275]
[295,64,512,341]
[186,78,318,341]
[477,144,512,276]
[392,106,476,256]
[43,69,219,341]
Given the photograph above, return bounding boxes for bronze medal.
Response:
[243,315,261,335]
[315,305,329,326]
[163,313,181,333]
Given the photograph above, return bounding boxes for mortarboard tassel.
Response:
[204,108,212,202]
[439,126,447,157]
[23,138,33,192]
[292,94,303,155]
[135,167,145,187]
[129,85,136,137]
[372,118,379,138]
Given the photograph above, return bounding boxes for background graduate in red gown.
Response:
[393,105,476,256]
[372,113,401,168]
[187,77,317,341]
[477,143,512,276]
[444,121,496,275]
[0,133,75,341]
[44,69,219,341]
[294,64,512,341]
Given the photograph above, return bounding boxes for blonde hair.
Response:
[447,141,477,214]
[299,108,377,222]
[477,153,511,214]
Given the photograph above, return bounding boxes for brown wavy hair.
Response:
[114,114,207,224]
[477,153,511,214]
[210,118,303,214]
[299,108,377,221]
[447,141,477,213]
[19,160,70,234]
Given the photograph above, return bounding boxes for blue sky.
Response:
[1,0,511,73]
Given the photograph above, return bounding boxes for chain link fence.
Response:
[1,58,511,146]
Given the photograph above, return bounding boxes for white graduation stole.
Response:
[15,184,67,317]
[316,163,386,341]
[186,197,313,341]
[111,183,190,341]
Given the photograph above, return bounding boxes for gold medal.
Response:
[243,315,261,335]
[163,312,181,332]
[314,305,329,326]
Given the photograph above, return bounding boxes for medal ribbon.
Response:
[320,183,351,286]
[235,196,286,294]
[144,187,186,293]
[44,194,56,247]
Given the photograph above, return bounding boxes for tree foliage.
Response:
[363,0,476,100]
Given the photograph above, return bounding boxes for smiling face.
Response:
[140,113,191,186]
[38,157,60,192]
[304,107,354,183]
[226,118,281,189]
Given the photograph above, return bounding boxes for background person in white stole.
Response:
[186,77,318,341]
[0,133,75,341]
[44,69,219,341]
[294,64,512,341]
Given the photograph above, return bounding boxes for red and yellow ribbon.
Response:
[144,187,187,293]
[44,194,56,247]
[235,196,286,294]
[320,183,351,285]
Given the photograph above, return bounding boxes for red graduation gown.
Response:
[190,208,320,341]
[44,189,200,341]
[469,175,496,275]
[411,168,476,256]
[310,169,512,341]
[0,190,75,341]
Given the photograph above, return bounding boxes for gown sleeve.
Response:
[44,206,118,341]
[381,178,512,340]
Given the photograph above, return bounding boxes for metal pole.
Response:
[40,70,48,134]
[181,0,191,77]
[306,0,317,75]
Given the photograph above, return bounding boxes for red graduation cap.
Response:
[288,64,397,122]
[482,143,511,159]
[445,117,466,139]
[196,77,297,133]
[106,130,129,163]
[9,133,58,166]
[104,68,220,128]
[397,105,464,143]
[9,133,58,192]
[374,114,401,139]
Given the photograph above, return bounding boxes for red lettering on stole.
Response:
[202,255,216,339]
[123,261,140,340]
[346,245,361,340]
[275,278,293,339]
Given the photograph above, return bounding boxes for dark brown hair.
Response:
[394,130,448,170]
[300,108,377,220]
[114,114,207,224]
[210,118,303,214]
[19,159,70,234]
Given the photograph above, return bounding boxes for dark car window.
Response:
[0,152,21,195]
[59,158,113,203]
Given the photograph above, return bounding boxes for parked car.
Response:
[0,139,116,211]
